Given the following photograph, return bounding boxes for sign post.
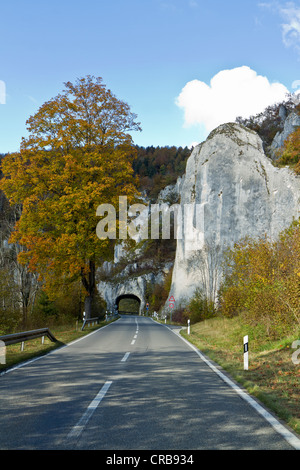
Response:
[168,296,175,323]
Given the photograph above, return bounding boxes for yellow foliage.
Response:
[220,220,300,338]
[0,76,141,307]
[278,115,300,173]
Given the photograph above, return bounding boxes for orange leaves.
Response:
[0,76,141,298]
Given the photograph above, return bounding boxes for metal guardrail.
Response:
[81,316,102,331]
[105,312,119,322]
[81,313,119,330]
[0,313,119,345]
[0,328,58,346]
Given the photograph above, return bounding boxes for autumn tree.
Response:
[0,76,141,319]
[278,125,300,174]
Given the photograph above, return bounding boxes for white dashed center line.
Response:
[67,381,112,440]
[121,352,130,362]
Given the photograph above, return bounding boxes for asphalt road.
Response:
[0,315,299,451]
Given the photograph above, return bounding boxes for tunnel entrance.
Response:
[116,294,141,315]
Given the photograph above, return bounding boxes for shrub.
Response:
[171,306,186,324]
[184,288,216,324]
[219,220,300,338]
[218,284,245,318]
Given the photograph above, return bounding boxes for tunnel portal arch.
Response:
[115,294,142,315]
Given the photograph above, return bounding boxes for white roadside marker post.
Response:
[0,340,6,364]
[244,335,249,370]
[187,319,190,335]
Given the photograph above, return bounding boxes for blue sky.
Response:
[1,0,300,153]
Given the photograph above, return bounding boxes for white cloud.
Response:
[259,1,300,53]
[0,80,6,105]
[26,95,39,104]
[175,66,289,133]
[292,79,300,89]
[279,2,300,50]
[188,141,199,149]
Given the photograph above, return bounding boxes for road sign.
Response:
[168,296,175,322]
[169,296,175,309]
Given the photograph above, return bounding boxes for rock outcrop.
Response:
[95,121,299,314]
[168,122,300,306]
[97,260,173,314]
[270,110,300,158]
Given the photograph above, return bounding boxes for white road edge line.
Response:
[0,317,121,376]
[121,352,130,362]
[160,321,300,451]
[67,381,112,440]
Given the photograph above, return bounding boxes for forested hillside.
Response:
[132,145,190,200]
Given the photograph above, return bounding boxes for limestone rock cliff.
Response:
[169,122,300,306]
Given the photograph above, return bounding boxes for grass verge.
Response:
[180,315,300,436]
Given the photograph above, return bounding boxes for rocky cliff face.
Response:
[169,122,300,306]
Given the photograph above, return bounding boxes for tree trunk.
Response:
[84,295,92,320]
[81,259,96,320]
[22,303,28,329]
